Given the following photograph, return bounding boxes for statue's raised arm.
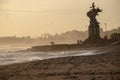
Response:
[91,2,95,9]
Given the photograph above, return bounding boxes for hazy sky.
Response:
[0,0,120,37]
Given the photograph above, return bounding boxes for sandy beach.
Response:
[0,44,120,80]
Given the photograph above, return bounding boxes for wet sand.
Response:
[0,45,120,80]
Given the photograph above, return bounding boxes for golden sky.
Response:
[0,0,120,37]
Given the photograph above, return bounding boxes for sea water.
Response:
[0,46,104,65]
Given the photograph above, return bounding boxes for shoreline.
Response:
[0,44,119,80]
[0,46,107,66]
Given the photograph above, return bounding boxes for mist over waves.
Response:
[0,47,105,65]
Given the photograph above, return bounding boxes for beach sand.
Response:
[0,45,120,80]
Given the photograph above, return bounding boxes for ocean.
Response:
[0,46,104,65]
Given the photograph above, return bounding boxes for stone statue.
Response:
[83,2,105,46]
[87,2,102,20]
[87,2,102,38]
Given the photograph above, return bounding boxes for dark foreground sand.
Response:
[0,45,120,80]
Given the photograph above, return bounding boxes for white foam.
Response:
[0,47,105,65]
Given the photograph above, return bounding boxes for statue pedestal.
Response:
[83,36,104,47]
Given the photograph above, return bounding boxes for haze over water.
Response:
[0,47,105,65]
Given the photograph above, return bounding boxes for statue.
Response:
[83,2,106,46]
[87,2,102,39]
[87,2,102,20]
